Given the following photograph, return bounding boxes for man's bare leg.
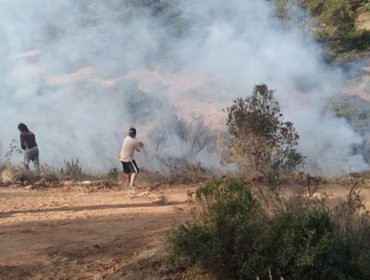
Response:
[122,173,130,189]
[129,173,138,188]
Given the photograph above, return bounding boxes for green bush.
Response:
[270,208,342,279]
[168,179,370,279]
[226,83,304,184]
[276,0,370,61]
[357,1,370,12]
[169,178,268,278]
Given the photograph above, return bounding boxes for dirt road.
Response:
[2,176,370,280]
[0,184,193,280]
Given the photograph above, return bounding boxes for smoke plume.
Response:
[0,0,367,176]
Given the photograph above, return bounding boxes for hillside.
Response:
[1,0,370,279]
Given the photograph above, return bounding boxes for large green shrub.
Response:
[270,208,348,279]
[169,178,269,279]
[226,83,304,184]
[168,179,370,279]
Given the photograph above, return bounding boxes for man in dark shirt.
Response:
[18,123,39,171]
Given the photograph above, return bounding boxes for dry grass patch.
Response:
[357,12,370,30]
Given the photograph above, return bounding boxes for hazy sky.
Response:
[0,0,367,176]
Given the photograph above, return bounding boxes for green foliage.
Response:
[168,178,370,279]
[358,2,370,12]
[169,179,268,279]
[270,208,337,279]
[276,0,370,61]
[226,83,304,184]
[268,197,370,279]
[77,0,187,36]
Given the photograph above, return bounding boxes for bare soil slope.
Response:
[0,183,195,280]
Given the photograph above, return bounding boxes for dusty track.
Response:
[2,178,370,280]
[0,184,194,280]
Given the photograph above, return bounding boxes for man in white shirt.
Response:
[119,127,143,191]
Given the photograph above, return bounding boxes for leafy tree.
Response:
[226,83,304,184]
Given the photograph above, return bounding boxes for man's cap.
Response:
[129,127,136,136]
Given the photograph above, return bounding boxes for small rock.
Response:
[81,180,92,185]
[136,191,150,198]
[152,195,168,205]
[24,185,33,190]
[63,181,74,186]
[34,178,47,186]
[94,273,105,280]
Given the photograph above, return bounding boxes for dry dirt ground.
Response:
[2,177,370,280]
[0,183,196,280]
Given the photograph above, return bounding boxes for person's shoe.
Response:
[129,185,137,194]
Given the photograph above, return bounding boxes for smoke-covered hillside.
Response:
[0,0,369,176]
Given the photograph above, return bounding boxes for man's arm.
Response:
[135,141,144,152]
[20,134,26,150]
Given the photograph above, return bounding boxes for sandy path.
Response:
[2,179,369,280]
[0,185,192,280]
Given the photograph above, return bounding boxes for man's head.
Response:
[129,127,136,138]
[18,123,29,132]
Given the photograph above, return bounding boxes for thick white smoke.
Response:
[0,0,367,176]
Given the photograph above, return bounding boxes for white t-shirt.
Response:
[119,136,141,162]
